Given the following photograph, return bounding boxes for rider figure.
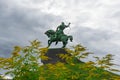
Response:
[55,22,71,39]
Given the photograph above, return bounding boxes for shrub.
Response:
[0,40,120,80]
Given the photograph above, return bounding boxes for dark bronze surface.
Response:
[41,48,67,64]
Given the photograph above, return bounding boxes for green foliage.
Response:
[0,40,120,80]
[94,54,120,72]
[0,40,48,80]
[0,74,7,79]
[58,44,92,64]
[0,75,3,79]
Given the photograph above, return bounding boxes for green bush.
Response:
[0,40,120,80]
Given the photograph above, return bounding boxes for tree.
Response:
[0,40,120,80]
[0,40,48,80]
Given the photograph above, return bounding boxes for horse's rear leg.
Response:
[62,41,67,48]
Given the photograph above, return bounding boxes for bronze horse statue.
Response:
[45,30,73,48]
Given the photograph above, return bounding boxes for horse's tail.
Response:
[68,36,73,42]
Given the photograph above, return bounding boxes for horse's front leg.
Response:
[48,40,52,47]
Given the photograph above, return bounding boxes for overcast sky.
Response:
[0,0,120,74]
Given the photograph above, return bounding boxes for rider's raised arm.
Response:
[66,23,71,28]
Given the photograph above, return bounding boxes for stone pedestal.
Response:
[41,48,67,64]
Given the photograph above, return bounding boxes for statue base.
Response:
[41,48,67,64]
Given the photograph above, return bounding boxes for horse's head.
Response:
[45,30,55,38]
[45,31,50,38]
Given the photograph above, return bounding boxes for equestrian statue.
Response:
[45,22,73,48]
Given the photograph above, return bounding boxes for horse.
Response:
[45,30,73,48]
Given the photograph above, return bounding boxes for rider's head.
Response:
[61,22,64,25]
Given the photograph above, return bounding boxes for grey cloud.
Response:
[0,0,62,57]
[73,26,111,43]
[0,42,14,58]
[71,26,117,55]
